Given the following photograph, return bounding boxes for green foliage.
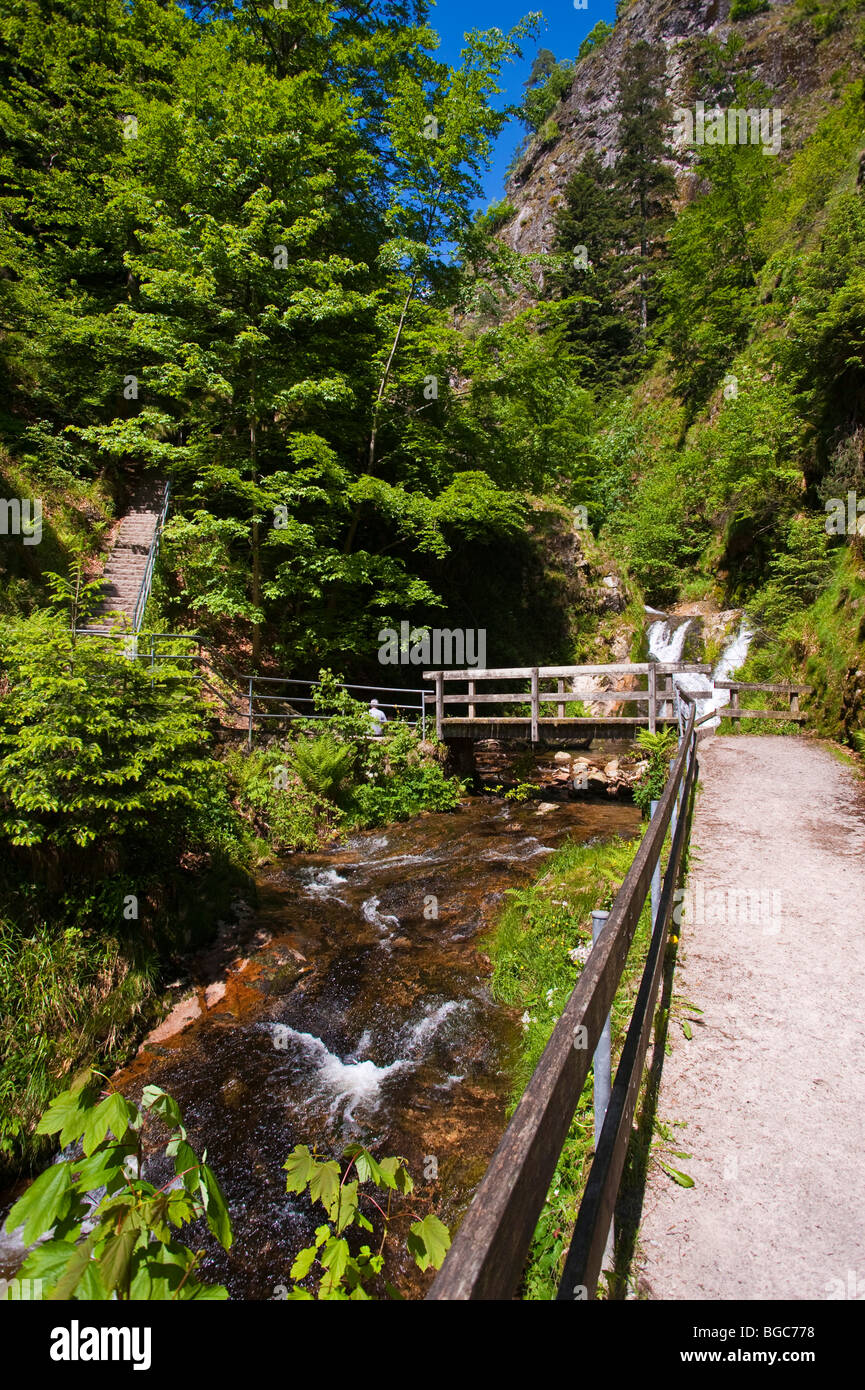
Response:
[550,41,675,383]
[5,1074,231,1300]
[489,834,651,1298]
[730,0,771,18]
[280,1143,450,1299]
[632,726,679,816]
[0,610,210,853]
[225,673,463,847]
[662,143,773,409]
[290,735,357,807]
[749,515,835,631]
[223,746,326,853]
[504,781,538,803]
[350,722,465,825]
[577,22,614,62]
[520,61,573,132]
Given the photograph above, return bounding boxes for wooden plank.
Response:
[435,673,443,741]
[722,708,807,721]
[714,681,811,693]
[468,679,475,720]
[648,665,656,735]
[440,690,653,707]
[439,717,680,731]
[557,677,565,720]
[423,664,712,682]
[427,705,696,1301]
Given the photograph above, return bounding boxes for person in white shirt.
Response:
[368,699,388,735]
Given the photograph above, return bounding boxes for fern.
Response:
[290,734,357,805]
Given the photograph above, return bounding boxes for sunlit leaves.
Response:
[281,1142,449,1299]
[3,1072,230,1300]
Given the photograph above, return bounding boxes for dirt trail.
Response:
[634,735,865,1301]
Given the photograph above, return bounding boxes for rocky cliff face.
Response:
[502,0,860,258]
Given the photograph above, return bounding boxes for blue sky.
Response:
[430,0,620,205]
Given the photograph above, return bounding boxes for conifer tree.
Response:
[614,39,677,341]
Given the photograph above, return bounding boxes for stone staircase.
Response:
[93,480,168,630]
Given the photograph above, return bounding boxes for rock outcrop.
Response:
[500,0,859,262]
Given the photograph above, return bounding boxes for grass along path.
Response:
[488,830,681,1300]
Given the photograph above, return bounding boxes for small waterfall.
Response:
[647,615,693,665]
[674,618,755,729]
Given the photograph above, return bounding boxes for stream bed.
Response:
[101,795,640,1298]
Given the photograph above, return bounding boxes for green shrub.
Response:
[632,727,679,816]
[290,734,357,806]
[730,0,770,19]
[0,610,211,857]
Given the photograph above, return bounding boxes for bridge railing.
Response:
[241,677,427,746]
[426,682,708,1301]
[714,680,811,723]
[422,663,713,740]
[71,630,427,741]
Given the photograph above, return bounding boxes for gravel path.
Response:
[633,735,865,1301]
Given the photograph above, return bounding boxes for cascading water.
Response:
[646,608,755,729]
[646,615,693,665]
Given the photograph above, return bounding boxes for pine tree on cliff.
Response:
[552,154,636,386]
[614,39,676,343]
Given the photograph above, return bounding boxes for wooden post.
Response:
[247,676,254,749]
[435,673,444,741]
[790,689,799,715]
[648,664,657,734]
[730,686,739,721]
[468,679,476,720]
[531,668,539,744]
[557,678,565,720]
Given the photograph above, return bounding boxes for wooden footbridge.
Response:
[421,662,809,744]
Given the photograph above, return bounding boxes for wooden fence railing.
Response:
[423,663,713,741]
[715,680,811,723]
[426,684,706,1301]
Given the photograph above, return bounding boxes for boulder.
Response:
[144,994,201,1046]
[204,981,227,1009]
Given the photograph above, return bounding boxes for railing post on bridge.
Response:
[557,678,565,720]
[247,676,254,750]
[530,668,539,744]
[435,673,444,742]
[468,679,476,720]
[648,665,657,734]
[591,908,614,1272]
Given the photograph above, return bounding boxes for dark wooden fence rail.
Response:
[426,685,707,1301]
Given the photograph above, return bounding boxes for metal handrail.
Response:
[130,482,171,633]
